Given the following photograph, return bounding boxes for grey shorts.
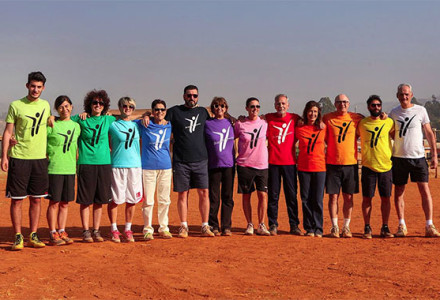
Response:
[325,164,359,195]
[173,160,209,192]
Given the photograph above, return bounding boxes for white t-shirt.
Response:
[389,104,430,158]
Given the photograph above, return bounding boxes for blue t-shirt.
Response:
[109,119,141,168]
[136,119,172,170]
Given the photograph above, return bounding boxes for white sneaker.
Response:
[244,223,254,235]
[256,223,270,236]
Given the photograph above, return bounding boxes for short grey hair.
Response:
[274,94,289,102]
[397,83,412,93]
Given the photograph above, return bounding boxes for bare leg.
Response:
[380,196,391,225]
[125,203,135,224]
[198,188,209,223]
[362,196,372,225]
[11,199,23,234]
[80,204,90,230]
[108,201,118,224]
[47,200,59,231]
[417,182,433,220]
[242,193,252,224]
[328,194,339,219]
[342,193,353,219]
[29,196,41,232]
[58,202,69,230]
[257,191,268,224]
[394,185,405,220]
[177,191,189,223]
[93,204,102,230]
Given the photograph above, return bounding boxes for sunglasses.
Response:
[370,103,381,107]
[154,108,166,112]
[186,94,198,99]
[123,105,135,109]
[92,100,104,106]
[213,104,226,109]
[249,105,260,109]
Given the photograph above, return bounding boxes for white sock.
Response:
[50,230,57,234]
[111,223,118,231]
[331,218,338,227]
[125,222,132,231]
[181,222,188,228]
[343,218,351,227]
[426,219,433,227]
[399,219,406,226]
[202,222,209,227]
[58,229,65,233]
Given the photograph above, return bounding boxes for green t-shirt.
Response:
[71,114,116,165]
[5,97,51,159]
[47,120,81,174]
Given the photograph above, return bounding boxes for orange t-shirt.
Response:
[323,112,362,165]
[296,125,326,172]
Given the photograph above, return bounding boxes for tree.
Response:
[319,97,335,114]
[411,96,421,105]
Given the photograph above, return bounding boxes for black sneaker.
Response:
[289,225,303,236]
[380,225,394,238]
[363,225,372,239]
[269,225,278,236]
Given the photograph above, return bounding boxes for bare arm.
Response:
[423,123,438,169]
[1,123,14,172]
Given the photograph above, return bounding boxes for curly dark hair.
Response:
[83,89,110,115]
[302,100,322,129]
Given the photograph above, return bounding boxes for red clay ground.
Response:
[1,171,440,299]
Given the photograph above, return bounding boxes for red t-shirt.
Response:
[296,125,326,172]
[266,112,299,165]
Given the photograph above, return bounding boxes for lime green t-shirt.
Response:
[47,120,81,174]
[71,114,116,165]
[5,97,51,159]
[359,117,394,172]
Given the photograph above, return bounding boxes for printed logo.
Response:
[334,121,352,143]
[151,128,167,150]
[272,120,292,144]
[120,128,136,149]
[90,124,103,146]
[245,125,262,149]
[303,131,321,154]
[185,114,200,133]
[367,124,385,148]
[25,109,46,137]
[57,128,76,153]
[213,127,231,152]
[397,115,416,138]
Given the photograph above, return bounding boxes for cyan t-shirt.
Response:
[109,119,141,168]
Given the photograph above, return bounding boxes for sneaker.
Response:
[222,229,232,236]
[124,230,135,243]
[380,225,394,238]
[363,225,372,239]
[178,226,188,238]
[290,226,303,236]
[306,232,315,237]
[269,225,278,236]
[315,233,323,238]
[330,226,340,238]
[341,226,352,238]
[256,223,270,236]
[244,223,254,236]
[27,232,45,248]
[159,231,173,239]
[201,225,215,237]
[49,232,66,246]
[92,229,104,242]
[425,224,440,237]
[59,231,74,244]
[11,233,24,251]
[82,230,93,243]
[395,224,408,237]
[110,230,121,243]
[211,228,221,236]
[143,232,154,241]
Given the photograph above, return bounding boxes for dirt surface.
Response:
[1,171,440,299]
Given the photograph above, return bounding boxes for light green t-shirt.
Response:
[47,120,81,174]
[71,114,116,165]
[6,97,51,159]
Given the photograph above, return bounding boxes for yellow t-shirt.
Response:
[358,117,394,172]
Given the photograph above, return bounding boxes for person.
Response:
[138,99,173,240]
[389,83,440,237]
[72,90,115,242]
[166,85,214,238]
[323,94,363,238]
[235,97,270,236]
[265,94,302,236]
[108,97,142,243]
[296,101,326,237]
[1,71,50,250]
[357,95,394,239]
[46,95,80,246]
[205,97,235,236]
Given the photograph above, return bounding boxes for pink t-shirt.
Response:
[234,117,268,169]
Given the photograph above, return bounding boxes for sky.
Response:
[1,0,440,116]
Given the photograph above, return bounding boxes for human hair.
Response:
[210,97,229,112]
[366,95,382,106]
[397,83,412,93]
[274,94,288,102]
[151,99,167,109]
[184,85,198,94]
[83,89,110,115]
[302,100,322,128]
[118,96,136,109]
[28,71,46,85]
[246,97,259,107]
[54,95,72,110]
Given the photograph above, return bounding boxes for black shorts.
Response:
[173,160,209,192]
[48,174,76,202]
[391,157,429,185]
[6,158,49,199]
[237,166,268,194]
[325,164,359,195]
[76,164,112,205]
[361,167,392,198]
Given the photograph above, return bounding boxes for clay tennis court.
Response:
[1,170,440,299]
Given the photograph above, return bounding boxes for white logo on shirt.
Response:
[151,128,167,150]
[213,127,231,152]
[185,114,200,133]
[272,120,292,144]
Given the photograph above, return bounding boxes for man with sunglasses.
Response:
[357,95,394,239]
[389,83,440,237]
[165,85,214,238]
[324,94,363,238]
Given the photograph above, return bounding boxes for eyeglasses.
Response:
[370,103,381,107]
[335,101,349,105]
[249,105,260,109]
[154,108,166,112]
[122,105,135,109]
[213,104,226,109]
[186,94,198,99]
[92,100,104,106]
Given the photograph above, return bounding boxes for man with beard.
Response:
[357,95,394,239]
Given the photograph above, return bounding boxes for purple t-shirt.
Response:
[205,118,235,169]
[234,117,268,169]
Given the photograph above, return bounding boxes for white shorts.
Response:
[111,168,143,205]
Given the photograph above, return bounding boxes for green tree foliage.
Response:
[319,97,335,114]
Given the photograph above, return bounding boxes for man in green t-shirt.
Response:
[1,71,51,251]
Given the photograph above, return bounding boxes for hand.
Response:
[9,136,17,147]
[142,115,150,127]
[319,121,325,130]
[237,115,246,122]
[1,157,8,172]
[260,114,266,120]
[79,112,89,120]
[380,112,388,120]
[431,156,438,169]
[48,115,56,128]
